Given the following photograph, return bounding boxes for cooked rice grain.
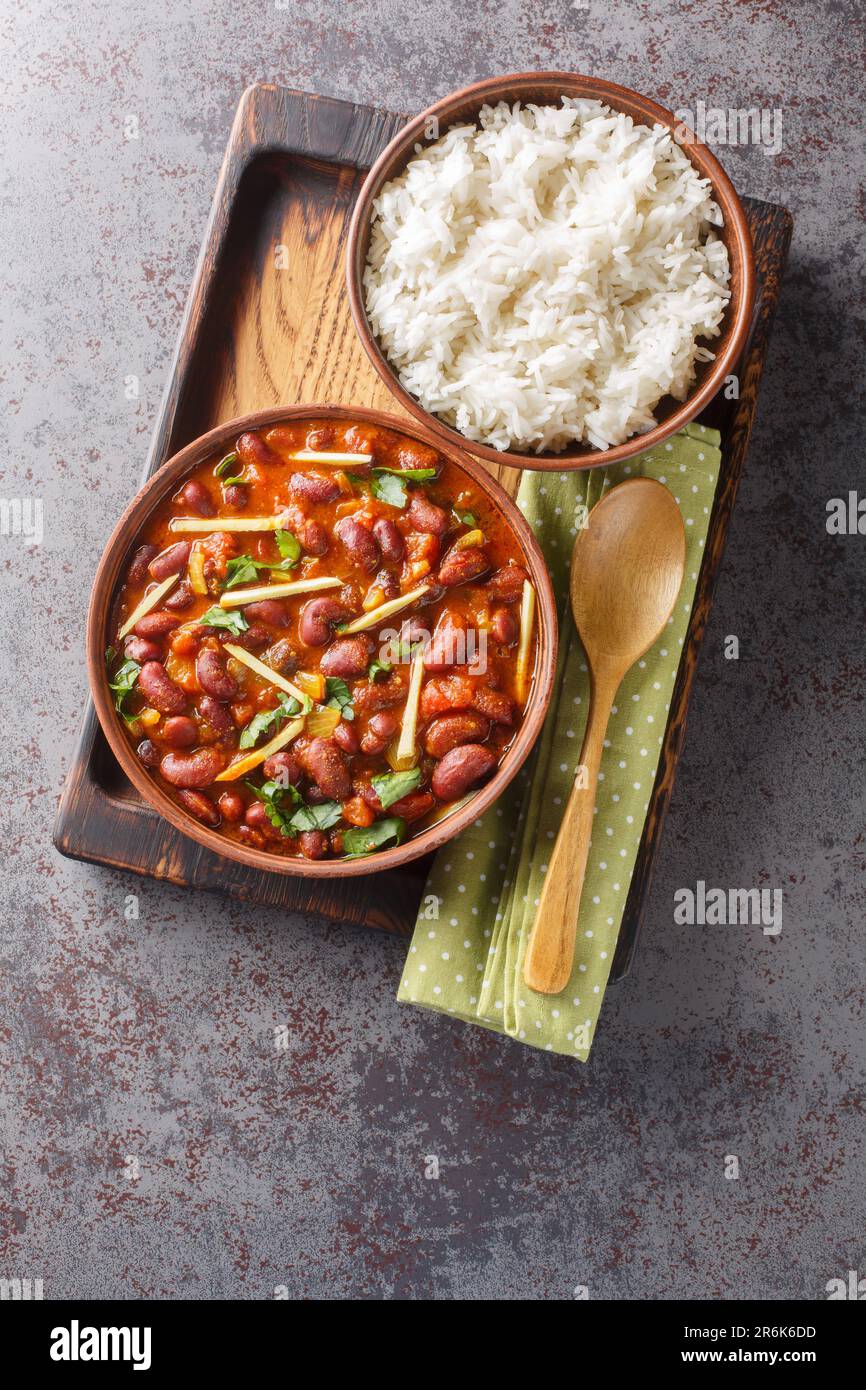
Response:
[364,99,731,453]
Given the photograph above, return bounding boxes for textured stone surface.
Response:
[1,1,863,1300]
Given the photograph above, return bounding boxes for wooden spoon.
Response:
[523,478,686,995]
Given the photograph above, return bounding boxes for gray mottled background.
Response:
[2,0,863,1300]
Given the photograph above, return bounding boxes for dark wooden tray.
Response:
[53,84,793,975]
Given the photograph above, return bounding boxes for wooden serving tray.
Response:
[54,85,793,976]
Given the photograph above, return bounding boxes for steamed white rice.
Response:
[364,98,731,454]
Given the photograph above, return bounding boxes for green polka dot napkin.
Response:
[397,423,721,1060]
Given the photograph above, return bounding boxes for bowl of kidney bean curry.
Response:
[94,408,556,874]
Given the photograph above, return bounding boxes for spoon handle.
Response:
[523,671,618,995]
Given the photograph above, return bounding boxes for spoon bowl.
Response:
[523,478,686,994]
[571,479,687,671]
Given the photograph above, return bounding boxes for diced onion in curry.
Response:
[449,527,485,552]
[305,705,342,738]
[294,670,325,701]
[187,542,208,595]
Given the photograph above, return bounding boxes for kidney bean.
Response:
[239,825,267,850]
[417,580,445,608]
[236,431,281,468]
[395,440,441,473]
[298,596,351,647]
[198,695,235,739]
[332,721,359,755]
[329,829,344,855]
[176,788,220,826]
[431,744,497,801]
[243,599,289,628]
[334,516,379,572]
[360,709,398,755]
[289,472,341,504]
[263,638,298,674]
[196,646,238,702]
[229,624,271,650]
[164,579,195,611]
[356,783,380,812]
[305,785,331,805]
[369,710,399,740]
[359,729,387,756]
[390,791,436,823]
[306,425,335,451]
[178,479,215,517]
[301,737,353,800]
[161,715,198,749]
[127,543,159,586]
[300,518,329,555]
[136,738,161,768]
[472,686,514,726]
[138,660,187,715]
[423,712,490,759]
[491,607,519,645]
[244,801,274,831]
[217,790,245,822]
[262,750,302,786]
[320,634,374,679]
[403,615,431,643]
[224,484,247,509]
[438,546,489,588]
[124,635,161,664]
[372,517,404,561]
[160,746,225,788]
[486,565,528,604]
[353,673,407,713]
[423,611,467,671]
[134,610,181,638]
[148,541,191,581]
[407,492,448,537]
[299,830,329,860]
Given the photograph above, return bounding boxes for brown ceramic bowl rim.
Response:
[346,70,756,472]
[87,404,558,878]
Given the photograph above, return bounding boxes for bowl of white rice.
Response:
[347,73,755,471]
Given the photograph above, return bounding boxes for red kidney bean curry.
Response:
[106,419,538,861]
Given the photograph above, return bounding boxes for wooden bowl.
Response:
[87,405,558,878]
[346,71,756,473]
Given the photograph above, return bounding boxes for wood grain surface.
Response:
[53,84,793,974]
